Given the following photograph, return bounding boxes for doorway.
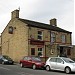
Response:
[60,47,67,57]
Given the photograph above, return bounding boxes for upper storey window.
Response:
[61,34,66,43]
[51,32,56,43]
[37,31,43,40]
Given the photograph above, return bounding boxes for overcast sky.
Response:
[0,0,74,44]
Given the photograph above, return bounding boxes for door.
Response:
[49,58,57,70]
[23,57,29,67]
[60,47,64,57]
[56,58,65,71]
[26,57,32,67]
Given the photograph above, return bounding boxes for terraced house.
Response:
[1,9,73,62]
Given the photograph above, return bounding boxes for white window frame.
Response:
[51,32,56,43]
[61,34,66,43]
[38,48,43,57]
[37,31,43,40]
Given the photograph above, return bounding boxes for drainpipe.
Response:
[45,45,47,62]
[28,26,30,56]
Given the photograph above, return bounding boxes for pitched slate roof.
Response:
[18,18,71,33]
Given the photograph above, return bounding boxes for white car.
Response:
[45,57,75,74]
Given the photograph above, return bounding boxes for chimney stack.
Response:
[11,9,19,19]
[50,18,57,26]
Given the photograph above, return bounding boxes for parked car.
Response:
[20,56,45,69]
[0,55,14,64]
[45,57,75,74]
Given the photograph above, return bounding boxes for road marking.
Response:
[17,72,35,75]
[0,67,11,71]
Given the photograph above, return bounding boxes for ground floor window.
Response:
[38,48,43,57]
[31,48,35,55]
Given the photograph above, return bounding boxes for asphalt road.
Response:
[0,64,75,75]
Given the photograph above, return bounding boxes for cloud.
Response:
[20,0,73,23]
